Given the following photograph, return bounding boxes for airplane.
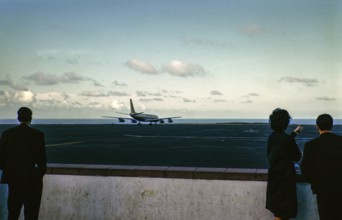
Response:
[102,99,181,125]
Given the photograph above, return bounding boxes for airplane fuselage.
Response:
[130,113,159,122]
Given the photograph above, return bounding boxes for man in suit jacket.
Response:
[0,107,47,220]
[301,114,342,220]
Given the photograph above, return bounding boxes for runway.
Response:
[1,123,340,168]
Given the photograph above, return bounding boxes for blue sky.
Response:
[0,0,341,119]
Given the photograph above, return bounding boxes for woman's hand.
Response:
[294,125,303,134]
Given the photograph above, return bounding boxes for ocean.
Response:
[1,118,341,125]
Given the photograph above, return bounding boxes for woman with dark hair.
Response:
[266,108,303,220]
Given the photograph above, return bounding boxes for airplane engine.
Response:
[160,119,165,123]
[168,118,173,123]
[131,119,137,123]
[118,118,125,123]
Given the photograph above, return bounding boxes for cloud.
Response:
[0,91,11,107]
[91,80,104,87]
[213,99,226,103]
[210,90,223,96]
[89,101,105,109]
[0,76,28,91]
[125,59,159,75]
[125,59,207,78]
[110,100,125,109]
[24,72,59,85]
[136,91,162,97]
[238,24,269,36]
[23,72,102,86]
[242,93,260,98]
[316,97,336,101]
[107,91,129,96]
[80,91,108,97]
[59,72,86,83]
[248,93,260,97]
[0,90,36,107]
[278,77,319,87]
[14,90,36,103]
[183,98,196,103]
[162,60,207,77]
[241,100,253,104]
[61,93,70,100]
[139,98,164,102]
[80,90,128,97]
[113,80,127,87]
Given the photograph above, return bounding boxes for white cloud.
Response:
[14,90,35,103]
[162,60,207,77]
[0,91,11,107]
[89,101,105,109]
[110,100,124,109]
[125,59,159,75]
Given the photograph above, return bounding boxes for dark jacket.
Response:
[266,131,302,218]
[300,132,342,195]
[0,123,47,184]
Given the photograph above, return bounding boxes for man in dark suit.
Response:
[301,114,342,220]
[0,107,47,220]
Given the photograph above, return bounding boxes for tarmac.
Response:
[1,123,339,168]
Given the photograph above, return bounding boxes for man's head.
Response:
[17,107,32,123]
[316,113,333,131]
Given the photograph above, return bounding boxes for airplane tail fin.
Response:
[130,99,136,114]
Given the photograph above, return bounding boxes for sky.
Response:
[0,0,341,119]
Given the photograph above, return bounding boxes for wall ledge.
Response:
[47,163,307,182]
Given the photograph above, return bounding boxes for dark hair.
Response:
[316,114,333,131]
[17,107,32,122]
[269,108,291,131]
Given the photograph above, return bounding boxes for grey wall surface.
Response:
[0,175,319,220]
[0,170,8,220]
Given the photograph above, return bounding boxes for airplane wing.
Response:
[102,116,137,123]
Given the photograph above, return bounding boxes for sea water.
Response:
[1,118,342,125]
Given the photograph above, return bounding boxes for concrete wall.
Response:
[0,165,319,220]
[0,171,7,220]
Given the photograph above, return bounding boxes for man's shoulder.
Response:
[1,125,20,135]
[28,126,44,136]
[306,133,342,146]
[2,125,44,136]
[305,136,320,147]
